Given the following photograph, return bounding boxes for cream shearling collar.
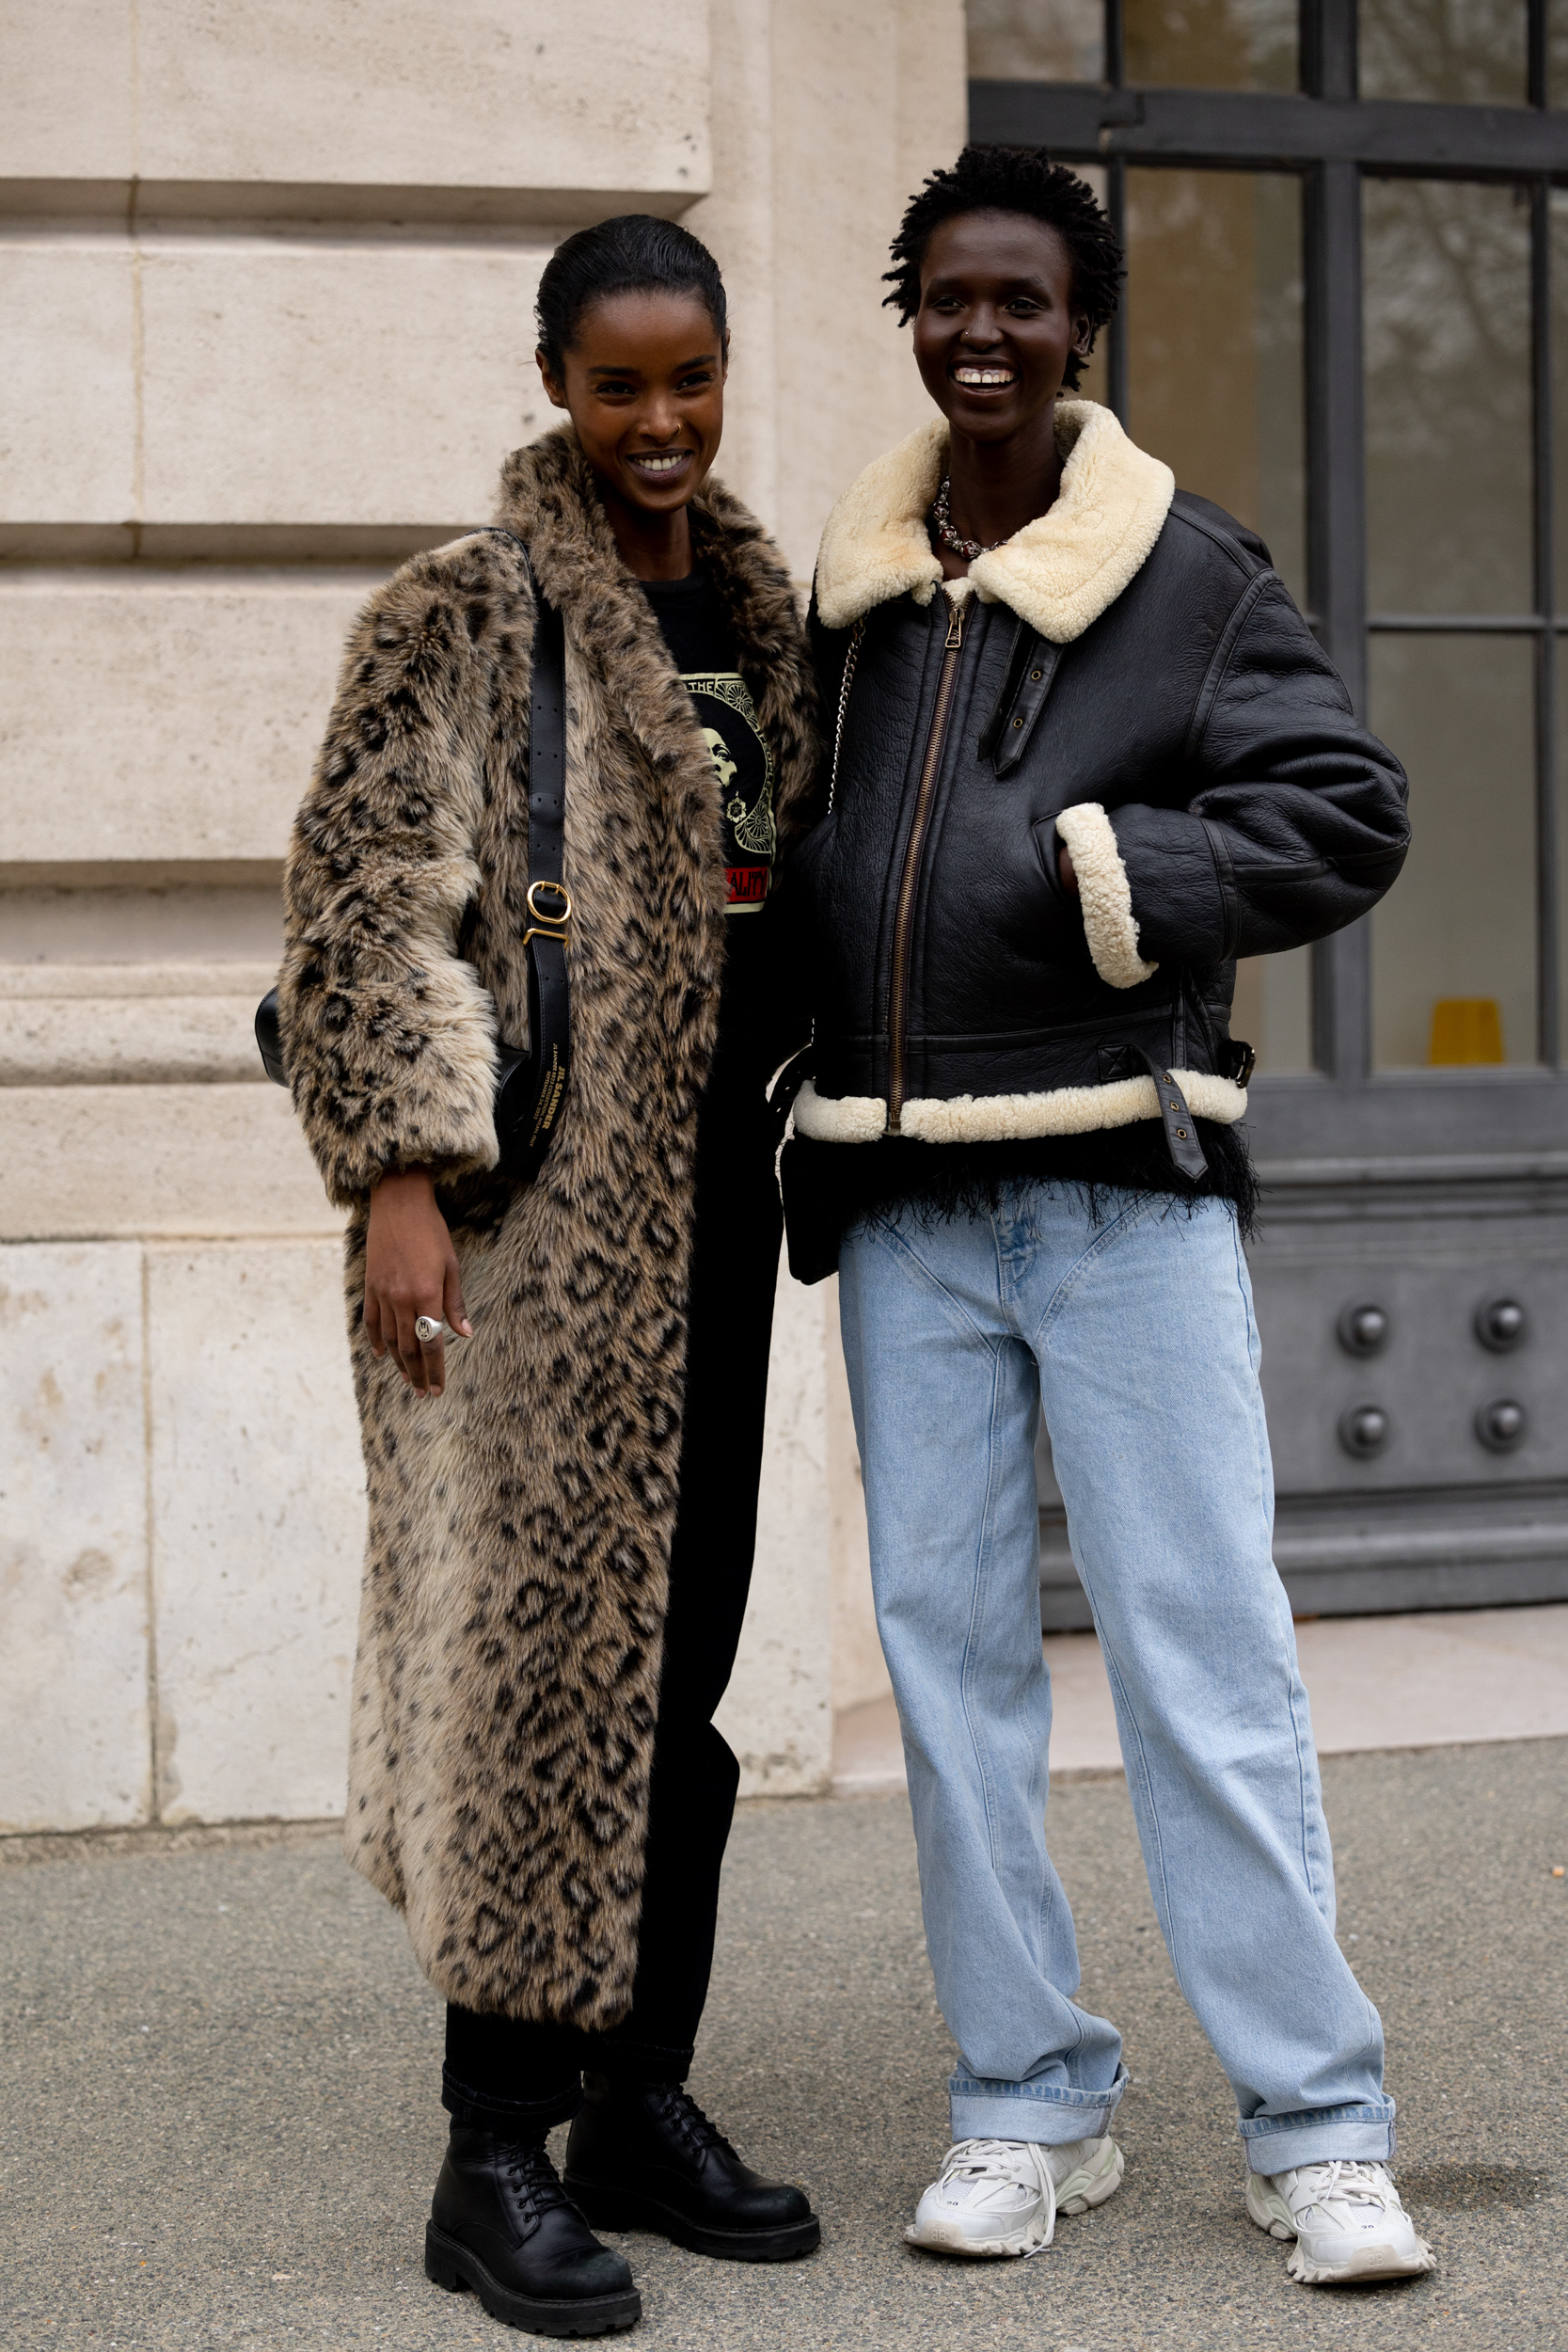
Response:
[815,401,1175,644]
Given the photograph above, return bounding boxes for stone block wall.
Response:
[2,0,960,1836]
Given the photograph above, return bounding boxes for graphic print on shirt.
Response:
[679,671,775,912]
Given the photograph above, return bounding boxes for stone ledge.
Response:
[0,1816,342,1867]
[0,1084,341,1239]
[0,180,708,227]
[0,572,365,863]
[2,0,711,195]
[0,959,278,998]
[1,989,274,1085]
[1,236,557,532]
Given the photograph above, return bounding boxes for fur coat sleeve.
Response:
[278,536,528,1206]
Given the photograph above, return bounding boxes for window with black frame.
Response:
[968,0,1565,1124]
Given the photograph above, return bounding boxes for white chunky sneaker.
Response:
[1246,2160,1436,2284]
[904,2135,1124,2258]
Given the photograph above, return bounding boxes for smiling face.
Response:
[911,210,1093,443]
[538,287,726,519]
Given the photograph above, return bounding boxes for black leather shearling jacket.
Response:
[788,405,1409,1175]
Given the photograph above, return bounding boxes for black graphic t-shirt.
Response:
[639,564,797,1107]
[639,569,776,917]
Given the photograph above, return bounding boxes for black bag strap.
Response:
[492,543,571,1182]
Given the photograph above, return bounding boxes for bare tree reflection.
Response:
[1360,0,1528,105]
[1365,179,1531,614]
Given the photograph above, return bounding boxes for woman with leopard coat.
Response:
[278,217,821,2337]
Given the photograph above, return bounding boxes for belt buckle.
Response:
[522,877,573,948]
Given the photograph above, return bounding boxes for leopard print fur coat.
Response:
[279,426,819,2026]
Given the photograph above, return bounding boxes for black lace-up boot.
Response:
[425,2125,641,2337]
[563,2073,820,2262]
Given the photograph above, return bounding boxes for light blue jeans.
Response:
[838,1184,1394,2174]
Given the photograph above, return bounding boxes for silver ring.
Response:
[414,1315,443,1345]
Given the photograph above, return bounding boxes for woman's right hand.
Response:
[363,1168,472,1396]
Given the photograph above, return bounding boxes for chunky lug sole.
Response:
[904,2212,1053,2258]
[1245,2176,1437,2286]
[564,2178,820,2264]
[423,2221,641,2338]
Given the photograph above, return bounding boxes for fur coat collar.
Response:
[496,426,820,873]
[814,400,1175,644]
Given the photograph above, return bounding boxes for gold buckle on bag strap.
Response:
[522,878,573,948]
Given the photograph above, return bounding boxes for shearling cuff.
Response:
[1054,803,1159,990]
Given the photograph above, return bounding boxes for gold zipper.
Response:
[887,595,966,1134]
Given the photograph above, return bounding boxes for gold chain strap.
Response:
[827,620,865,811]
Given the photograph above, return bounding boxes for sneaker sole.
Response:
[903,2217,1052,2259]
[423,2221,641,2337]
[563,2179,821,2265]
[1284,2236,1438,2286]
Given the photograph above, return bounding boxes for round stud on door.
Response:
[1475,1398,1527,1454]
[1338,1404,1390,1459]
[1475,1298,1527,1354]
[1337,1303,1389,1358]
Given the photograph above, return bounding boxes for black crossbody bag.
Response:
[255,539,572,1185]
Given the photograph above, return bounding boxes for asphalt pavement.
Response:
[2,1740,1564,2351]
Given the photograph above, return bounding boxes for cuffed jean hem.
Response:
[949,2061,1130,2148]
[1239,2103,1397,2175]
[441,2065,581,2136]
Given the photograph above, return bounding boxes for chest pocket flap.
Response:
[977,615,1065,779]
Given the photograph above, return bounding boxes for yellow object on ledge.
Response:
[1429,998,1505,1064]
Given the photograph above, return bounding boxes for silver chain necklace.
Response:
[929,475,1005,561]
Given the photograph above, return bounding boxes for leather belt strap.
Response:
[1125,1045,1210,1183]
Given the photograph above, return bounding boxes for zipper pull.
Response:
[945,596,966,651]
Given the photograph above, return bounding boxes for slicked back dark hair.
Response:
[536,215,728,373]
[883,146,1122,393]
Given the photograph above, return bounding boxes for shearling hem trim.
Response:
[1054,802,1158,989]
[814,403,1175,643]
[794,1070,1247,1145]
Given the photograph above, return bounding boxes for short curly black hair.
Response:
[883,146,1123,393]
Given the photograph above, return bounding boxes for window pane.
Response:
[966,0,1103,78]
[1554,195,1568,602]
[1070,164,1113,408]
[1231,948,1314,1073]
[1370,635,1537,1069]
[1560,642,1568,1060]
[1125,0,1297,88]
[1124,169,1306,607]
[1365,179,1532,616]
[1360,0,1528,105]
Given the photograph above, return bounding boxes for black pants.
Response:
[443,1066,783,2136]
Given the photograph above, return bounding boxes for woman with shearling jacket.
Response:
[784,147,1434,2292]
[279,216,820,2337]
